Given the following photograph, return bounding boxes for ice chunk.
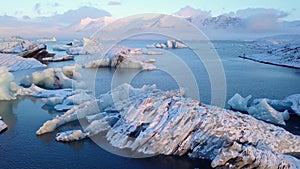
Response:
[248,99,289,125]
[0,116,8,133]
[20,66,86,89]
[227,93,251,112]
[285,94,300,116]
[56,130,87,142]
[83,53,156,70]
[0,53,44,71]
[147,40,187,49]
[36,100,99,135]
[253,98,292,112]
[0,66,17,100]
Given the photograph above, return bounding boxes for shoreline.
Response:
[239,55,300,70]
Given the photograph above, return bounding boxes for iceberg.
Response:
[147,40,187,49]
[42,55,74,62]
[20,65,85,90]
[248,99,289,125]
[0,116,8,133]
[285,94,300,116]
[83,46,156,70]
[0,66,19,100]
[56,130,87,142]
[36,84,300,167]
[66,37,102,55]
[0,53,45,71]
[36,37,56,43]
[227,93,251,112]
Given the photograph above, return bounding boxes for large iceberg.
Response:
[36,84,300,168]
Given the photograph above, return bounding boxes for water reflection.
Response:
[0,99,18,131]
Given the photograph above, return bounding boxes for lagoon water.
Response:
[1,40,300,168]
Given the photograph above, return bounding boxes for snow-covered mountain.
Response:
[68,16,116,33]
[0,5,299,40]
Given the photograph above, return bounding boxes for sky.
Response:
[1,0,300,21]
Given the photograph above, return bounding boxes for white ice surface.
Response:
[0,54,45,71]
[248,99,289,125]
[227,93,251,112]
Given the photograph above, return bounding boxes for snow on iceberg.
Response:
[20,65,85,90]
[36,84,300,168]
[227,93,251,112]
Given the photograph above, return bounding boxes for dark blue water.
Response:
[1,40,300,169]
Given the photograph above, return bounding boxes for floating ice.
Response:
[248,99,289,125]
[66,38,102,55]
[20,65,85,90]
[285,94,300,116]
[83,48,156,70]
[147,40,187,49]
[0,66,19,100]
[0,53,45,71]
[36,100,99,135]
[227,93,251,112]
[37,84,300,167]
[0,116,8,133]
[56,130,87,142]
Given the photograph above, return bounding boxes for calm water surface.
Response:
[1,40,300,168]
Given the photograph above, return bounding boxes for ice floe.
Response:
[36,84,300,168]
[0,54,45,71]
[147,39,187,49]
[56,130,87,142]
[83,46,156,70]
[0,66,20,100]
[0,116,8,133]
[66,38,102,55]
[20,65,85,89]
[248,99,289,125]
[228,93,300,125]
[227,93,251,112]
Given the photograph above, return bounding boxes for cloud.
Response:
[232,8,289,32]
[107,1,122,6]
[235,8,289,19]
[34,3,41,15]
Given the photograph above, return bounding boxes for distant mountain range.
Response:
[0,6,299,40]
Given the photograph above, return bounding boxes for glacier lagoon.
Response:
[1,40,300,168]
